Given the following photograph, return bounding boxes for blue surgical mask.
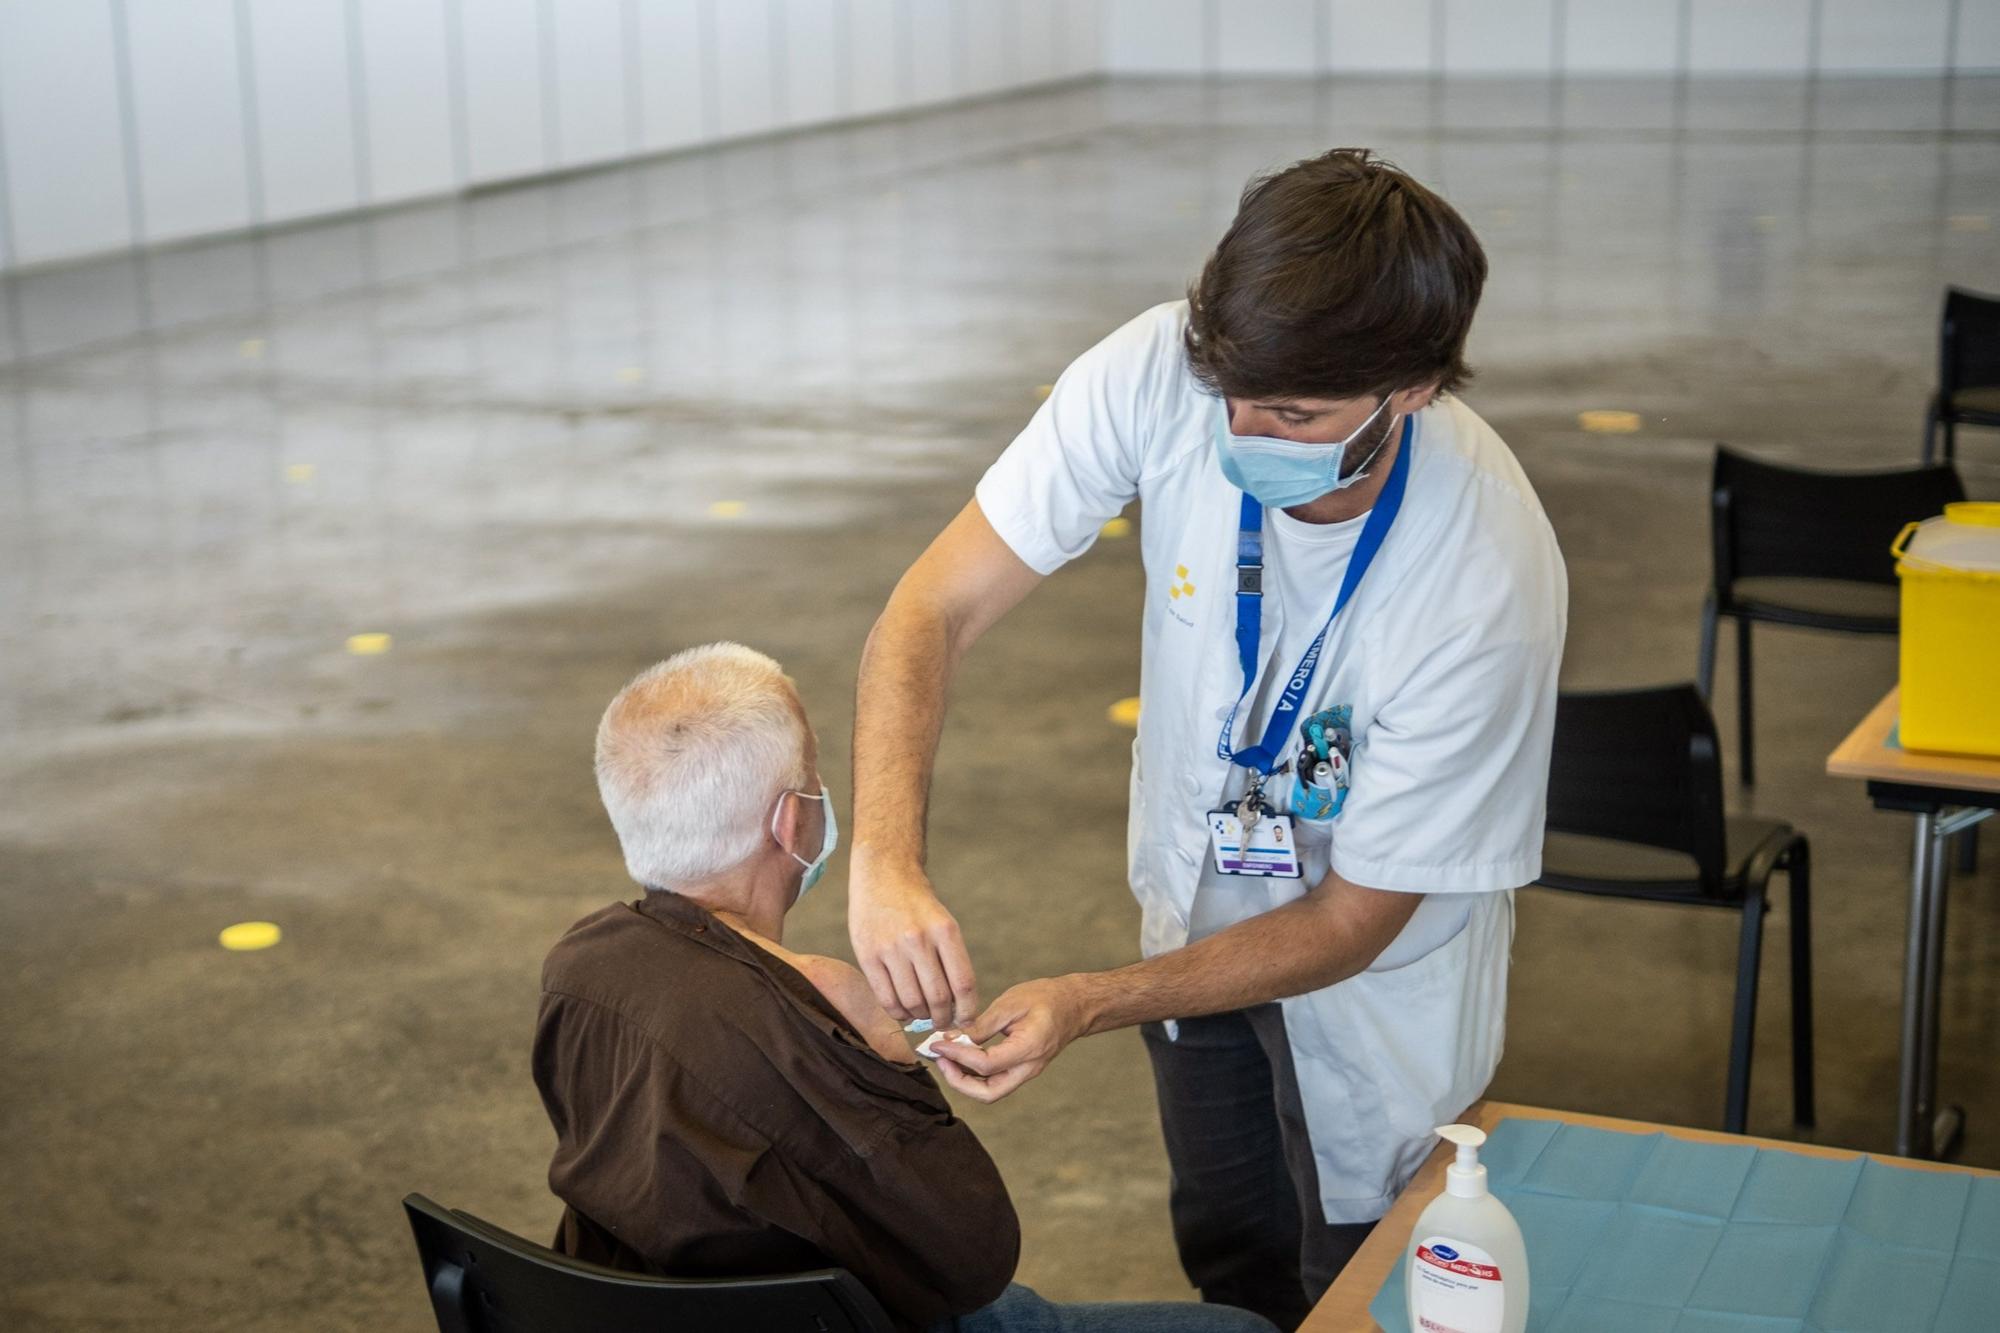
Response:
[1215,394,1400,509]
[771,785,838,899]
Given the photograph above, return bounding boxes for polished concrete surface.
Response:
[4,74,1999,1329]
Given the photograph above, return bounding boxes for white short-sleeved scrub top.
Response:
[975,301,1568,1224]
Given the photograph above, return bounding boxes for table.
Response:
[1303,1099,2000,1332]
[1827,686,2000,1160]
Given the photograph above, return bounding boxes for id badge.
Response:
[1207,808,1303,879]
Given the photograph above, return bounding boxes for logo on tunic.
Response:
[1164,563,1198,627]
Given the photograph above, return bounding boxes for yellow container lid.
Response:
[1943,501,2000,528]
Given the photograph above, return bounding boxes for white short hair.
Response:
[595,643,814,889]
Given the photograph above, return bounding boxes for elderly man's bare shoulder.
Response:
[741,935,916,1064]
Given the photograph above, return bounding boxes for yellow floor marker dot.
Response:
[239,338,265,359]
[285,463,316,483]
[1107,697,1141,728]
[1948,215,1990,232]
[1579,410,1643,435]
[616,366,646,383]
[1034,384,1054,400]
[709,500,746,519]
[1100,517,1132,539]
[219,921,282,951]
[346,632,392,655]
[1753,215,1780,232]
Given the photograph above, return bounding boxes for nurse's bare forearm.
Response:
[852,499,1043,878]
[852,593,961,873]
[1068,876,1421,1035]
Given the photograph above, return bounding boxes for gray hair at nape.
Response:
[594,643,814,890]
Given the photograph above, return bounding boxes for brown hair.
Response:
[1184,148,1486,403]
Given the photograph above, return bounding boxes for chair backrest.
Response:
[1941,286,2000,398]
[401,1195,897,1333]
[1544,685,1728,895]
[1711,444,1965,589]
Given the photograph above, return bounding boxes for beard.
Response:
[1338,400,1400,480]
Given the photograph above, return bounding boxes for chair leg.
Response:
[1924,402,1940,465]
[1942,417,1956,466]
[1697,594,1719,700]
[1736,617,1756,787]
[1954,823,1978,877]
[1725,893,1767,1135]
[1786,839,1815,1129]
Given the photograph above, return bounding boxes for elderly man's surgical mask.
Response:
[770,785,838,900]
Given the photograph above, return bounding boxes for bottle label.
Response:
[1410,1236,1504,1333]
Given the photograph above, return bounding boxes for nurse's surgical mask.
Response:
[1215,393,1401,509]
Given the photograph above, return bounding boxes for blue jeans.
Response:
[933,1283,1280,1333]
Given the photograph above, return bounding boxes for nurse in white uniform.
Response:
[848,148,1567,1330]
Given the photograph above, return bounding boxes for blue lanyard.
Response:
[1216,416,1413,776]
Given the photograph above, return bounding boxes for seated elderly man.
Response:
[534,643,1277,1333]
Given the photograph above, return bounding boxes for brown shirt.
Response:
[532,892,1020,1332]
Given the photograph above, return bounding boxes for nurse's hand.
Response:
[849,860,980,1029]
[931,977,1089,1103]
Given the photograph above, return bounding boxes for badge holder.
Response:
[1208,773,1302,879]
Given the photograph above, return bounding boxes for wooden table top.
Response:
[1301,1100,2000,1332]
[1825,686,2000,795]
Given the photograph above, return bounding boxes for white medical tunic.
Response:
[975,301,1568,1224]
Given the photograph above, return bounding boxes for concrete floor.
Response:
[4,74,1999,1330]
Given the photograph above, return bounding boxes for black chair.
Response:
[1924,286,2000,464]
[1534,685,1812,1136]
[402,1194,896,1333]
[1698,444,1964,787]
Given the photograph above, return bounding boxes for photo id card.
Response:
[1207,808,1303,879]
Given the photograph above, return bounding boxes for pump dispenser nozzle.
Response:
[1436,1123,1489,1199]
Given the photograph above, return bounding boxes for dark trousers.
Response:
[1142,1006,1374,1333]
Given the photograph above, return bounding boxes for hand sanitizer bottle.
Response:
[1405,1124,1528,1333]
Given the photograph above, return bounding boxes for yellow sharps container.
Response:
[1893,502,2000,757]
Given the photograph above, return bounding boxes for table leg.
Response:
[1918,807,1993,1162]
[1898,811,1939,1159]
[1915,812,1952,1159]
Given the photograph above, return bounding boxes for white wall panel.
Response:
[846,0,901,115]
[1819,0,1952,72]
[1443,0,1554,73]
[462,0,548,183]
[712,0,778,137]
[1218,0,1320,73]
[1564,0,1680,71]
[247,0,360,222]
[552,0,629,165]
[1327,0,1434,72]
[1962,0,2000,69]
[125,0,250,244]
[356,0,455,203]
[966,0,1016,93]
[636,0,707,149]
[781,0,842,125]
[1688,0,1813,73]
[1016,0,1060,83]
[1062,0,1104,75]
[1104,0,1206,72]
[0,0,132,264]
[908,0,958,104]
